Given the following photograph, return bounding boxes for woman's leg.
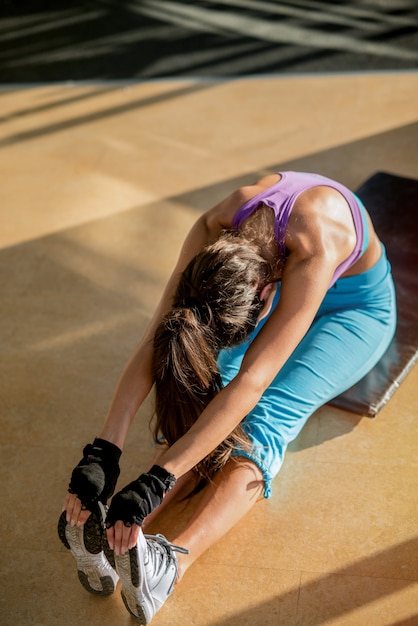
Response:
[170,457,264,576]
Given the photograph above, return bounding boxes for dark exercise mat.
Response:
[329,172,418,417]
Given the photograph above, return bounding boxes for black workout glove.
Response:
[105,465,176,528]
[68,437,122,509]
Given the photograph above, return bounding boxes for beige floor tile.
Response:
[154,563,301,626]
[0,548,132,626]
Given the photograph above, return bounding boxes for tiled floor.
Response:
[0,73,417,625]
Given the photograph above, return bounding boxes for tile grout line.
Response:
[294,570,303,625]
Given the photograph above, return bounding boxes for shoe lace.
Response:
[144,533,189,589]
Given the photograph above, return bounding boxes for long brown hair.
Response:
[152,231,275,481]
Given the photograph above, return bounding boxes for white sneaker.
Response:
[58,502,119,596]
[114,531,188,624]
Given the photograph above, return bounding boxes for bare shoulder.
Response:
[290,185,358,231]
[295,185,350,214]
[204,173,282,231]
[287,186,356,258]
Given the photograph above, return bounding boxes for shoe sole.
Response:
[57,509,119,596]
[113,533,153,624]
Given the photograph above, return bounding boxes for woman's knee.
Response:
[215,456,265,500]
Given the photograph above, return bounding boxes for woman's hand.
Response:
[106,521,140,555]
[62,492,92,527]
[61,491,140,554]
[104,465,176,554]
[67,438,122,510]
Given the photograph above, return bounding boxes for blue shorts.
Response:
[217,246,396,497]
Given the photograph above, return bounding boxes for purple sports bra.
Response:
[232,171,368,286]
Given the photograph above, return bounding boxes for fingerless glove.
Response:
[105,465,176,528]
[68,437,122,509]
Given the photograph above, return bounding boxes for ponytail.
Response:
[153,305,221,439]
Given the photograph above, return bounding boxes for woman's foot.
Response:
[113,530,188,624]
[57,502,119,596]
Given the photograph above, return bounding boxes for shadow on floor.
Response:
[210,537,418,625]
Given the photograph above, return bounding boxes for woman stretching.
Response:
[59,171,396,624]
